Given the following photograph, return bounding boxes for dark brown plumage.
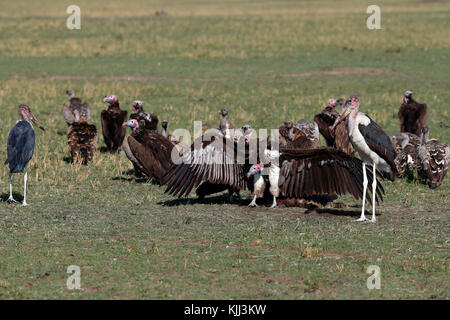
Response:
[129,100,158,130]
[278,148,383,204]
[314,98,354,155]
[418,139,449,189]
[398,91,427,136]
[162,131,384,208]
[163,130,267,200]
[390,132,422,177]
[101,95,127,153]
[67,120,98,165]
[62,90,97,165]
[123,119,175,182]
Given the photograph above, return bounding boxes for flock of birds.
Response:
[4,90,448,222]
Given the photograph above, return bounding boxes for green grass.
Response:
[0,0,449,299]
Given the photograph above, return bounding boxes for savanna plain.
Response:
[0,0,448,299]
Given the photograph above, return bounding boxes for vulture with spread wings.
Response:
[162,130,384,208]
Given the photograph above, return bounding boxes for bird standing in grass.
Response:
[101,95,127,153]
[331,95,396,222]
[5,104,45,206]
[62,90,97,164]
[398,90,427,136]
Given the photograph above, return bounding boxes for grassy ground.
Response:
[0,0,448,299]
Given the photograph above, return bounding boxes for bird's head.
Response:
[327,99,337,108]
[18,104,45,131]
[284,121,293,128]
[123,119,139,131]
[247,162,264,179]
[132,100,144,113]
[161,120,168,129]
[330,95,359,131]
[218,108,228,117]
[66,90,75,98]
[103,95,118,104]
[404,90,413,103]
[241,124,253,142]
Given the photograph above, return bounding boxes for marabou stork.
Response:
[331,95,396,222]
[5,105,45,206]
[101,95,127,153]
[398,90,427,136]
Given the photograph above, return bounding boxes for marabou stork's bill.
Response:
[398,90,427,136]
[101,95,127,153]
[331,95,396,222]
[5,105,45,206]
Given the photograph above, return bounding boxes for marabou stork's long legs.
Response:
[23,166,28,206]
[371,162,377,222]
[356,162,377,223]
[356,163,368,222]
[8,172,17,202]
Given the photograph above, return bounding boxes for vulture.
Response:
[129,100,158,130]
[101,95,127,153]
[390,127,449,188]
[123,119,176,183]
[162,130,384,210]
[314,98,354,155]
[293,119,320,149]
[417,127,449,188]
[278,121,318,149]
[398,90,427,136]
[390,132,421,178]
[62,90,91,125]
[163,127,263,202]
[122,100,159,177]
[331,95,396,222]
[67,121,98,165]
[62,90,97,164]
[218,108,234,139]
[5,104,45,206]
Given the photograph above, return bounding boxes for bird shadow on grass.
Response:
[0,192,24,202]
[159,194,238,207]
[99,146,121,154]
[304,207,380,217]
[63,156,72,164]
[112,173,152,184]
